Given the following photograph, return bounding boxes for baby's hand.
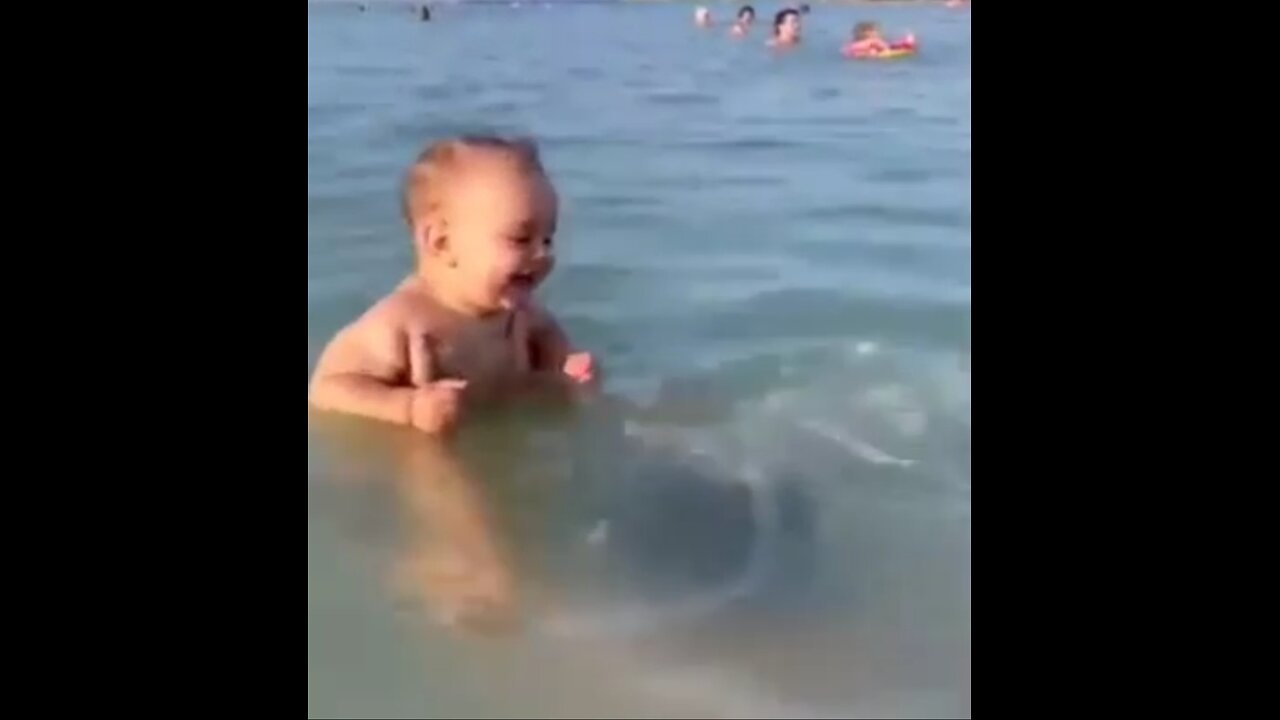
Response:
[409,379,468,434]
[563,352,597,385]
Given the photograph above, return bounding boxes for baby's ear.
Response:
[418,219,451,259]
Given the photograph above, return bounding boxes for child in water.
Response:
[768,8,802,47]
[309,136,596,437]
[694,6,713,27]
[843,21,916,58]
[730,5,755,36]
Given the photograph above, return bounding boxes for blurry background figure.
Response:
[769,7,802,47]
[798,3,811,14]
[694,6,713,27]
[730,4,755,36]
[421,4,431,22]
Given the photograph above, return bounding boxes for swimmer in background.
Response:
[420,4,431,22]
[843,21,916,58]
[694,6,713,27]
[768,8,802,48]
[729,5,755,36]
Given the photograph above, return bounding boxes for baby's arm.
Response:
[309,308,465,433]
[525,304,598,386]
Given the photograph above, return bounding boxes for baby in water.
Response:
[309,136,597,436]
[310,136,599,630]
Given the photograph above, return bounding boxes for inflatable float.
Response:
[843,34,918,59]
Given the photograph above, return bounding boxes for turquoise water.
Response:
[308,3,970,718]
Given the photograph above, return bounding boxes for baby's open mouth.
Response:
[509,271,538,289]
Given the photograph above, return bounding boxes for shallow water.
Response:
[308,3,970,718]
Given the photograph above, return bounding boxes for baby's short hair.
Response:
[400,135,544,227]
[853,21,879,40]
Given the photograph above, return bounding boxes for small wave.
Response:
[806,202,969,229]
[638,664,850,720]
[334,64,412,80]
[867,167,935,184]
[795,419,916,468]
[576,194,665,211]
[690,288,970,349]
[671,136,800,152]
[644,91,719,107]
[567,66,605,81]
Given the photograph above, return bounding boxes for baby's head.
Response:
[854,21,881,42]
[402,135,559,316]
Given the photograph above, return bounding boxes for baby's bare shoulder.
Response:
[315,285,448,377]
[345,281,450,331]
[377,282,457,337]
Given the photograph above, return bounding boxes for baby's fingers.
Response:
[563,352,595,383]
[432,379,469,392]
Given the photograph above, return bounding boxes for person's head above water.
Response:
[853,22,882,41]
[737,5,756,23]
[694,6,712,26]
[401,136,559,314]
[773,8,802,44]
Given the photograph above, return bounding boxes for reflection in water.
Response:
[309,393,819,639]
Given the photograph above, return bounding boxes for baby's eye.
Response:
[509,234,533,247]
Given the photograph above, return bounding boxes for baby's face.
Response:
[436,157,559,314]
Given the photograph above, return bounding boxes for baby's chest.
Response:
[433,329,532,391]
